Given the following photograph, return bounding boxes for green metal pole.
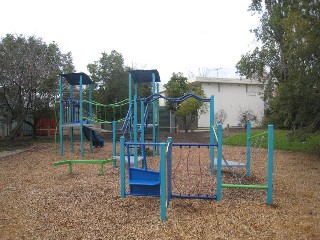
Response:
[160,142,167,221]
[267,124,274,205]
[246,120,251,176]
[120,136,126,198]
[221,184,268,189]
[59,75,64,156]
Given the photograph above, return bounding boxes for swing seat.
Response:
[129,168,160,196]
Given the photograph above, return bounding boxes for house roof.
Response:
[60,72,93,85]
[195,77,262,85]
[129,70,161,83]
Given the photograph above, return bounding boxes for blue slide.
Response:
[83,126,104,147]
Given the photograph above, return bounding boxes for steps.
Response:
[129,168,160,196]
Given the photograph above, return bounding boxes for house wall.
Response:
[198,81,264,128]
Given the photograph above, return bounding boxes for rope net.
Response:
[171,145,216,198]
[82,99,130,124]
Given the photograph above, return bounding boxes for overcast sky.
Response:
[1,0,259,83]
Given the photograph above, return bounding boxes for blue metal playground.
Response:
[56,70,274,221]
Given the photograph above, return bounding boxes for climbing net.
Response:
[170,143,216,199]
[83,99,130,124]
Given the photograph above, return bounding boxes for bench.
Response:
[53,159,115,175]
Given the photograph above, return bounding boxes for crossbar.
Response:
[221,184,268,190]
[54,159,115,175]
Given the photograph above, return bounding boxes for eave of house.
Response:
[195,77,262,86]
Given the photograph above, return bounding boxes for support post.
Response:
[209,95,215,175]
[167,137,172,204]
[120,136,126,198]
[216,124,223,201]
[112,121,117,168]
[160,142,167,221]
[267,124,274,205]
[59,75,64,156]
[246,120,251,176]
[133,95,138,167]
[69,85,74,153]
[79,75,84,157]
[152,73,156,156]
[141,99,146,168]
[89,84,93,154]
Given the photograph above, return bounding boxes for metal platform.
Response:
[213,158,246,168]
[62,123,110,133]
[113,155,143,164]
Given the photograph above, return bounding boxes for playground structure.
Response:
[56,70,161,171]
[120,123,274,221]
[119,75,274,220]
[56,70,274,221]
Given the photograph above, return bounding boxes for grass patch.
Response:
[224,129,320,154]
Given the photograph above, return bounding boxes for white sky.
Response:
[1,0,259,83]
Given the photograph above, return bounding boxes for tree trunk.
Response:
[24,119,36,139]
[10,117,25,140]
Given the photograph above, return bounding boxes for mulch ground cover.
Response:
[0,132,319,239]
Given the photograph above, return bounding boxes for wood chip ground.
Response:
[0,132,319,239]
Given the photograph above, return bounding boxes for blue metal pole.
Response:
[112,121,117,168]
[209,95,215,175]
[167,137,172,204]
[160,142,167,221]
[267,124,274,205]
[89,84,93,154]
[152,73,156,156]
[140,99,145,168]
[59,75,64,156]
[79,75,84,157]
[128,73,133,148]
[246,120,251,176]
[216,124,223,201]
[141,99,145,143]
[128,73,132,108]
[69,84,74,153]
[120,136,126,198]
[156,82,160,154]
[133,95,138,167]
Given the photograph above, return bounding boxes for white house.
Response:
[195,77,264,128]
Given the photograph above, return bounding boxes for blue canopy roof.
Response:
[129,70,160,83]
[60,72,93,85]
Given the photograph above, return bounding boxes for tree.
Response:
[163,72,189,111]
[236,0,320,132]
[0,34,74,139]
[215,108,227,126]
[164,72,207,132]
[87,50,128,104]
